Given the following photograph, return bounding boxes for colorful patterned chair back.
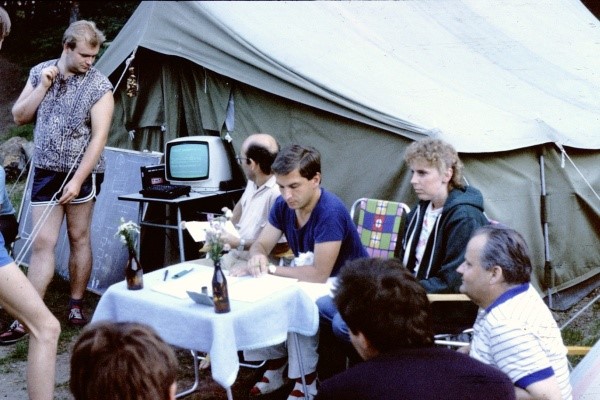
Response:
[350,198,410,259]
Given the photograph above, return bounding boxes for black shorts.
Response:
[31,168,104,205]
[0,213,18,246]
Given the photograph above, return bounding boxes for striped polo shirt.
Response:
[470,283,572,400]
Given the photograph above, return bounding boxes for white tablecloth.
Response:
[91,260,320,388]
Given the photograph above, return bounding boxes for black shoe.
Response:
[0,321,28,345]
[68,305,88,326]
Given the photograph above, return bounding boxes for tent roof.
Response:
[96,0,600,153]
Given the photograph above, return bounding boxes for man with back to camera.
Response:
[219,133,285,270]
[457,225,572,400]
[0,19,114,344]
[315,257,516,400]
[70,322,179,400]
[233,144,368,400]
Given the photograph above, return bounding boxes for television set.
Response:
[164,135,233,192]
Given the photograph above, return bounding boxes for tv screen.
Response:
[167,141,209,181]
[164,135,234,192]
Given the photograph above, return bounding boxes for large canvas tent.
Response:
[96,0,600,309]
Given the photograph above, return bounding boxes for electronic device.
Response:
[164,135,233,193]
[139,164,192,199]
[139,184,191,199]
[140,164,168,188]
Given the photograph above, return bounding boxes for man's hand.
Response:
[245,254,269,277]
[58,179,82,204]
[40,65,59,89]
[220,231,240,248]
[228,255,268,278]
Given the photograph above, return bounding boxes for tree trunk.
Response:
[69,1,80,24]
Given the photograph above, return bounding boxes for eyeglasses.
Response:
[235,156,249,165]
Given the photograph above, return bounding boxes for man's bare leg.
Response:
[28,205,65,298]
[65,201,94,301]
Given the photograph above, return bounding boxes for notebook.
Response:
[139,165,191,199]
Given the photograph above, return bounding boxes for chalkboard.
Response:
[13,147,163,293]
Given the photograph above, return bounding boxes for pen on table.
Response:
[163,270,169,281]
[172,268,193,279]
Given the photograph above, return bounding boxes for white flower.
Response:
[115,218,141,253]
[200,214,230,262]
[221,207,233,220]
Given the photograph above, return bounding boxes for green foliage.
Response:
[561,327,584,345]
[2,1,140,80]
[5,124,34,142]
[7,179,24,215]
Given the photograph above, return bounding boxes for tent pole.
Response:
[539,150,553,307]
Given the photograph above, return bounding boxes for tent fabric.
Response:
[96,0,600,309]
[97,0,600,152]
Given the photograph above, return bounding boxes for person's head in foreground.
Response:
[271,144,322,211]
[457,224,531,308]
[334,257,434,359]
[70,322,178,400]
[404,138,464,208]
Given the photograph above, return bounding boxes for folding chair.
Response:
[350,198,476,339]
[350,198,410,259]
[429,294,475,348]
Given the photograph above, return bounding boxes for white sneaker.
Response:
[287,378,317,400]
[249,362,288,396]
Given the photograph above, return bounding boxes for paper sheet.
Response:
[184,220,240,242]
[151,267,216,299]
[228,274,298,302]
[151,268,298,303]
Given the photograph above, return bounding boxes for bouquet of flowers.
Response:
[200,207,233,262]
[115,218,141,254]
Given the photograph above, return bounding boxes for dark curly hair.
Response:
[334,258,434,352]
[271,144,320,180]
[70,322,178,400]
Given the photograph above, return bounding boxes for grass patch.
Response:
[0,339,29,366]
[0,273,101,364]
[561,328,584,346]
[4,124,34,142]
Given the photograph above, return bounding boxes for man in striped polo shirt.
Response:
[457,225,572,400]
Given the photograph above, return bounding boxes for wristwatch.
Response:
[268,265,277,275]
[237,238,245,252]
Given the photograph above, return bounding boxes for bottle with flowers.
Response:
[116,218,144,290]
[200,207,233,313]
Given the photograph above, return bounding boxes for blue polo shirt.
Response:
[269,188,368,276]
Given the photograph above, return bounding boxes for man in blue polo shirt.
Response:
[235,144,367,400]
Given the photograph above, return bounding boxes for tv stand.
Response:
[118,188,243,266]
